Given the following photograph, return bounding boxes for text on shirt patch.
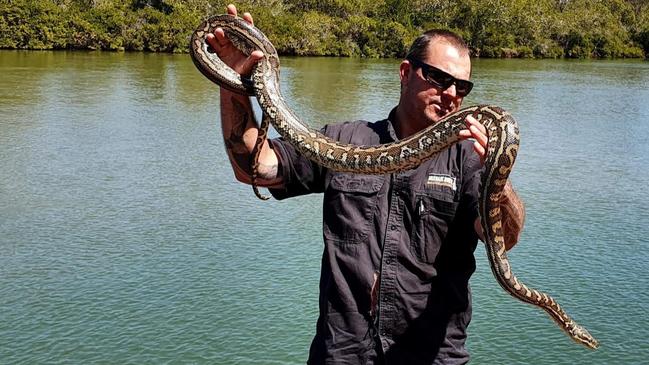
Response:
[426,174,457,191]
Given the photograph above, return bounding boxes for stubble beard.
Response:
[425,103,447,125]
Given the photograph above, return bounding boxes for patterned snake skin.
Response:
[189,14,599,349]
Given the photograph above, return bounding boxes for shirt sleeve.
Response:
[268,121,366,199]
[267,136,327,199]
[266,119,407,200]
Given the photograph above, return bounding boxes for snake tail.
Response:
[479,114,599,349]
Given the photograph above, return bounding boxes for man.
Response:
[207,4,525,364]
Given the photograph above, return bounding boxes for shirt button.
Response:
[385,258,392,265]
[390,225,397,231]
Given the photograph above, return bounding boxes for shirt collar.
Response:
[385,107,400,142]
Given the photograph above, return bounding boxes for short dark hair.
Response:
[405,29,469,61]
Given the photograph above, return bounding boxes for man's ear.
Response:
[399,60,411,87]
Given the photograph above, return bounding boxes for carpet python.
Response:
[189,14,599,350]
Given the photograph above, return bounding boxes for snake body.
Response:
[189,14,599,349]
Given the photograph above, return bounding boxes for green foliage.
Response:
[630,0,649,57]
[0,0,646,58]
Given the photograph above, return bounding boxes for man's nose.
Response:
[442,82,458,98]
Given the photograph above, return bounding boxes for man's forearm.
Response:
[220,90,282,186]
[500,180,525,250]
[474,180,526,250]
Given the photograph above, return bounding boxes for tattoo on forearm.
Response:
[224,97,279,181]
[224,97,255,175]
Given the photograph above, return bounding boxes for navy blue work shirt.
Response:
[269,109,483,365]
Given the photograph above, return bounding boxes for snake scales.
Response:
[189,14,599,350]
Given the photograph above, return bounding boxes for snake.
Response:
[189,14,599,350]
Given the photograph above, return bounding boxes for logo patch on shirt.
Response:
[426,174,457,191]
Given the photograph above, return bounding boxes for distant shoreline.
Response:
[3,0,648,59]
[2,48,647,62]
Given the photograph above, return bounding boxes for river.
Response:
[1,51,648,364]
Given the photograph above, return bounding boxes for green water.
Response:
[1,51,648,364]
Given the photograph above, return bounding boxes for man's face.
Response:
[399,40,472,133]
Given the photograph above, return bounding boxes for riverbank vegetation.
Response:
[2,0,649,58]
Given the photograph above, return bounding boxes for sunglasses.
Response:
[407,57,473,97]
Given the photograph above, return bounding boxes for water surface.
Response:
[1,51,648,364]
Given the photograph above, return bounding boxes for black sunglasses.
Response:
[407,57,473,97]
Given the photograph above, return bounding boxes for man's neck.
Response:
[392,104,418,140]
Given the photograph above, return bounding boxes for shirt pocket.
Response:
[323,173,384,245]
[411,192,459,264]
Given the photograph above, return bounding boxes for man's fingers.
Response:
[214,27,231,47]
[242,12,254,25]
[206,28,233,56]
[473,141,486,163]
[458,129,471,138]
[205,32,216,48]
[459,115,488,164]
[469,124,488,147]
[203,5,260,75]
[227,3,237,17]
[239,50,264,75]
[249,50,264,61]
[464,115,484,133]
[465,116,487,146]
[206,32,220,52]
